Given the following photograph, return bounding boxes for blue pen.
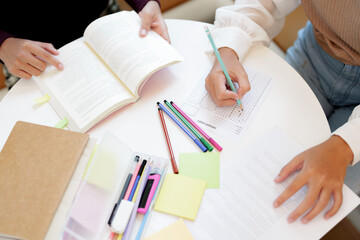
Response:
[128,159,147,201]
[157,102,207,152]
[204,26,243,111]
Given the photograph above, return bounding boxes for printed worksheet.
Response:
[181,68,273,140]
[187,128,360,240]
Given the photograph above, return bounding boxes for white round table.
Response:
[0,19,331,238]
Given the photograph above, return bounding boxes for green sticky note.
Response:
[154,173,206,221]
[179,152,220,188]
[54,117,68,129]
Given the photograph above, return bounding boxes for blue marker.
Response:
[128,159,147,201]
[157,102,207,152]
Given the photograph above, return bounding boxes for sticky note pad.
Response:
[179,152,220,188]
[145,219,194,240]
[154,173,206,221]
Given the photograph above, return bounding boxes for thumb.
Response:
[139,13,152,37]
[275,154,304,183]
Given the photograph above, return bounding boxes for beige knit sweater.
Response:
[302,0,360,66]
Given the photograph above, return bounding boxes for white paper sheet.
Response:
[187,127,360,240]
[181,68,273,140]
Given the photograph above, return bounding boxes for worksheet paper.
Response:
[181,68,273,140]
[187,128,360,240]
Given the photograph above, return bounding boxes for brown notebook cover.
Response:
[0,121,89,240]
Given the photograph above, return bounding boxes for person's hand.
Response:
[138,1,170,43]
[0,37,63,79]
[205,47,250,107]
[273,135,354,224]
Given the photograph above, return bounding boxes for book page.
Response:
[83,11,183,96]
[33,39,133,132]
[187,128,360,240]
[181,68,273,140]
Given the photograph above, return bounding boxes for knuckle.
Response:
[22,40,32,49]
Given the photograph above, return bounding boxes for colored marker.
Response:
[204,26,243,110]
[164,100,213,151]
[170,101,223,151]
[157,102,207,152]
[158,108,179,174]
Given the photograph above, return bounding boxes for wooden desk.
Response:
[0,19,332,238]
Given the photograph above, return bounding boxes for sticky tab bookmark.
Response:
[54,117,68,129]
[34,94,50,104]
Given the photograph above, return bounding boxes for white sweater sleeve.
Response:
[210,0,300,61]
[333,105,360,166]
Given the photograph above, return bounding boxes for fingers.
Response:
[138,1,170,43]
[325,189,343,219]
[301,188,332,223]
[154,22,170,43]
[275,154,304,183]
[205,72,239,107]
[139,13,152,37]
[286,184,321,223]
[235,66,251,98]
[273,174,306,208]
[33,42,64,70]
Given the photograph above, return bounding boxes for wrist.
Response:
[218,47,239,60]
[330,135,354,165]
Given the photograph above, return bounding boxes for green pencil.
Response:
[204,26,243,110]
[164,100,213,151]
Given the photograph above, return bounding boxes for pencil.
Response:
[164,100,213,152]
[170,101,223,151]
[158,108,179,174]
[204,26,243,110]
[157,102,207,152]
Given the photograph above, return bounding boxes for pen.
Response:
[204,26,243,110]
[164,100,213,152]
[128,159,147,201]
[158,108,179,174]
[124,158,142,201]
[170,101,223,151]
[122,163,152,240]
[108,155,140,225]
[157,102,207,152]
[108,173,132,225]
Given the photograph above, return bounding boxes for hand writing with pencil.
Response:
[273,135,353,223]
[205,47,250,107]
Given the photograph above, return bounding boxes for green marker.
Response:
[164,100,213,151]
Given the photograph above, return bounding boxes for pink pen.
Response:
[170,101,223,151]
[124,160,142,201]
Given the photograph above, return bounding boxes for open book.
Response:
[33,11,183,132]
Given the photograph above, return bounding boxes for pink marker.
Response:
[170,101,222,151]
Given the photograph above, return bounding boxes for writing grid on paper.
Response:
[181,68,273,140]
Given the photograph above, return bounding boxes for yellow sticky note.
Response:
[34,94,50,104]
[85,148,117,191]
[145,219,194,240]
[154,173,206,221]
